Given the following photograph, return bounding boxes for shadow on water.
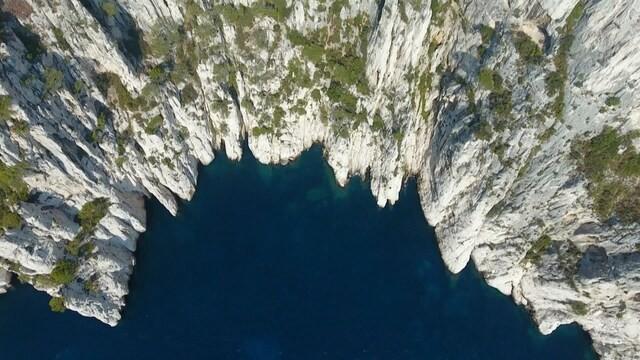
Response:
[0,146,598,360]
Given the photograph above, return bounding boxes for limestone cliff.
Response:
[0,0,639,358]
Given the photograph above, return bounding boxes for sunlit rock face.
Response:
[0,0,638,358]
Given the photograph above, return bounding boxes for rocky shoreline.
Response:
[0,0,638,358]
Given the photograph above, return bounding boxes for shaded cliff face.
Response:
[0,0,638,358]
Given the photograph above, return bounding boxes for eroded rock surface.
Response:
[0,0,639,358]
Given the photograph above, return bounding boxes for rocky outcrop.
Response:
[0,0,638,358]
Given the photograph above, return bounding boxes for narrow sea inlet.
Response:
[0,147,596,359]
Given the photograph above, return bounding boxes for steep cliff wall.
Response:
[0,0,638,358]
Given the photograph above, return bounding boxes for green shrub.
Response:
[547,1,585,121]
[605,96,621,107]
[430,0,448,26]
[90,111,107,143]
[572,127,640,223]
[285,11,370,122]
[371,113,384,132]
[52,27,71,52]
[545,71,563,96]
[145,115,164,135]
[96,73,146,111]
[146,22,183,60]
[252,126,273,136]
[83,278,99,293]
[327,81,358,114]
[513,32,543,64]
[0,95,13,122]
[524,235,552,264]
[488,90,513,117]
[478,68,502,91]
[569,301,588,316]
[0,162,29,204]
[44,68,64,94]
[148,65,168,85]
[50,260,78,285]
[479,24,495,44]
[474,120,493,141]
[273,106,285,128]
[0,211,21,230]
[73,80,85,95]
[49,297,66,312]
[0,162,28,231]
[11,119,29,136]
[78,198,110,230]
[565,1,586,32]
[101,1,118,17]
[180,84,198,105]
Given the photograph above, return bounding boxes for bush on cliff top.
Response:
[48,297,66,312]
[50,260,78,285]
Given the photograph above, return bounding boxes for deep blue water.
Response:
[0,147,597,360]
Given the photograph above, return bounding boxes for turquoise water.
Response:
[0,147,597,359]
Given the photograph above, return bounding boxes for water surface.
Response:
[0,147,597,359]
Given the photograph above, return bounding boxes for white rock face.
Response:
[0,0,639,358]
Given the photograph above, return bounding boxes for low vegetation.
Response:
[96,72,148,111]
[488,89,512,118]
[478,68,502,91]
[77,198,110,236]
[524,234,552,264]
[571,126,640,224]
[50,259,78,285]
[569,300,588,316]
[473,120,493,141]
[101,1,118,18]
[52,27,71,52]
[145,114,164,135]
[513,32,543,64]
[478,24,495,57]
[605,96,621,107]
[43,68,64,95]
[546,1,585,120]
[0,95,13,122]
[67,198,110,257]
[0,162,28,231]
[48,297,66,312]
